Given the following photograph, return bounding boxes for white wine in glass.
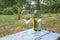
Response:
[21,10,32,27]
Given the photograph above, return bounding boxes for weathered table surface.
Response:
[0,28,60,40]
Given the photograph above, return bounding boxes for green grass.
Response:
[0,15,33,37]
[42,13,60,33]
[0,13,60,37]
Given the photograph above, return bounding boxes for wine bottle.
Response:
[34,10,42,31]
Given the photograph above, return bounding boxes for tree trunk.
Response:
[36,0,40,10]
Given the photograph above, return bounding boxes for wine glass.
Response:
[21,10,33,28]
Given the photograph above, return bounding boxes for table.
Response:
[0,28,60,40]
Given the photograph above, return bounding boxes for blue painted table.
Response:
[0,28,60,40]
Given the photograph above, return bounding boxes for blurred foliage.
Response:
[0,0,60,15]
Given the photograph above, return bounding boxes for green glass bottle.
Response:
[33,0,42,31]
[34,11,42,31]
